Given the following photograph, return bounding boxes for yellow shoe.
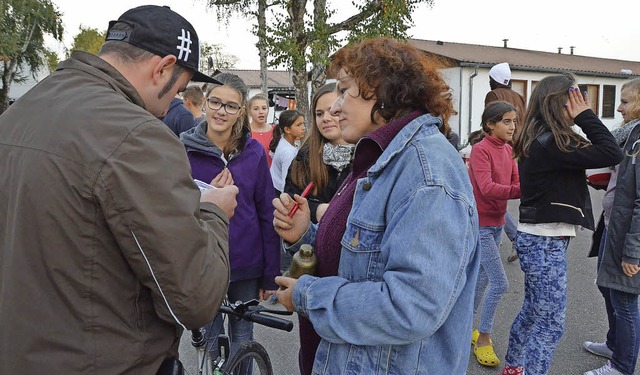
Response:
[474,344,501,367]
[471,329,479,346]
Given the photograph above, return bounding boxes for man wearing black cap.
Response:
[0,5,237,374]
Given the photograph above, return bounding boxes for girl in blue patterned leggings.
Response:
[500,74,623,375]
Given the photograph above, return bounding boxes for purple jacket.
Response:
[181,123,280,290]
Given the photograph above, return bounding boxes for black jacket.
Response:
[518,110,623,230]
[284,147,351,223]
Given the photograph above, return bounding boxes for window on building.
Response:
[578,84,599,116]
[602,85,616,118]
[531,81,539,93]
[511,80,528,103]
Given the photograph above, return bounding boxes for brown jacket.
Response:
[0,52,230,374]
[485,87,527,131]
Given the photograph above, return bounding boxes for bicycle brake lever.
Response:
[252,305,293,316]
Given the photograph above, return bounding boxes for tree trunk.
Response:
[309,0,328,104]
[287,0,309,122]
[257,0,268,95]
[0,59,17,115]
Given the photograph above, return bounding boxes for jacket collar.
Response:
[484,134,508,148]
[60,51,146,110]
[367,113,443,176]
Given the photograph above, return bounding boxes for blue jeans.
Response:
[504,231,569,375]
[504,212,517,242]
[598,227,640,375]
[597,227,616,350]
[474,225,509,334]
[205,278,259,373]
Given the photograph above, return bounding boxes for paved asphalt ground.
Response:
[179,189,639,374]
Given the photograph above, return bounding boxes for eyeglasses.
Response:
[206,98,242,115]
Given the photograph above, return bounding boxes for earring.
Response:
[380,103,385,109]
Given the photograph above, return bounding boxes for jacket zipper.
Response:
[550,202,584,217]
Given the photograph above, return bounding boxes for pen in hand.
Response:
[288,182,314,217]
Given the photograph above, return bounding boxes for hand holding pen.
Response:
[272,183,313,244]
[289,182,314,217]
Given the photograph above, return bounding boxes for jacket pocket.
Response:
[551,202,585,217]
[340,224,384,282]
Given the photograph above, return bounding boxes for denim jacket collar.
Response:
[367,113,443,177]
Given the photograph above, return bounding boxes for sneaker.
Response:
[507,242,518,263]
[500,365,524,375]
[583,341,613,359]
[584,361,623,375]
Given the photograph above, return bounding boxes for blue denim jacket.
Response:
[290,114,480,374]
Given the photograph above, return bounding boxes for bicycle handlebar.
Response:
[219,300,294,332]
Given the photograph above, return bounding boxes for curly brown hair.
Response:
[329,37,453,135]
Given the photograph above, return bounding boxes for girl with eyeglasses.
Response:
[180,73,280,372]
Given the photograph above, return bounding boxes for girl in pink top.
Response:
[249,93,275,166]
[469,101,521,367]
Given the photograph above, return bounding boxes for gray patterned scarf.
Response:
[612,118,640,146]
[322,143,355,172]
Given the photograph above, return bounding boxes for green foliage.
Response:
[67,25,105,57]
[204,0,435,119]
[0,0,64,113]
[347,0,430,44]
[44,49,59,73]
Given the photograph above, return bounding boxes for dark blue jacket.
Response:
[162,98,195,137]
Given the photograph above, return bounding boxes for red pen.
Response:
[288,182,315,217]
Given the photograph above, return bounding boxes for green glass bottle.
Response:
[283,244,317,279]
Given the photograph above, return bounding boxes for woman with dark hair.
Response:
[179,73,280,370]
[282,82,354,374]
[284,83,354,224]
[273,37,480,374]
[269,109,305,195]
[469,101,520,367]
[500,73,623,375]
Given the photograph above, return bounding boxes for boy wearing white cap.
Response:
[485,62,526,131]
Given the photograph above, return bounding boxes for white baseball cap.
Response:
[489,62,511,85]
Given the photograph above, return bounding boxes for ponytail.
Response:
[268,125,283,153]
[269,109,303,153]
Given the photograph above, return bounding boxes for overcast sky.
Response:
[46,0,640,70]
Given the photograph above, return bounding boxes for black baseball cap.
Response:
[105,5,220,84]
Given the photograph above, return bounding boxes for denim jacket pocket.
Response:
[340,223,385,282]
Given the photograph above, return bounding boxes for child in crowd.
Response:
[249,93,275,166]
[470,101,521,367]
[500,73,623,375]
[179,73,280,371]
[269,109,305,195]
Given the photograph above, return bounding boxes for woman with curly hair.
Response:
[273,37,481,374]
